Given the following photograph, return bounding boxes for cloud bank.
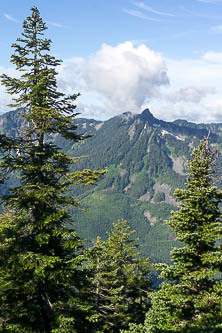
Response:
[148,52,222,123]
[1,42,222,123]
[57,42,169,119]
[57,44,222,123]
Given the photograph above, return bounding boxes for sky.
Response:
[1,1,222,123]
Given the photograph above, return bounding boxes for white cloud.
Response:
[167,87,216,103]
[148,99,222,123]
[57,42,169,119]
[133,2,174,16]
[203,51,222,63]
[86,42,168,106]
[147,53,222,123]
[47,21,64,28]
[0,67,20,112]
[4,13,19,23]
[166,55,222,88]
[1,43,222,124]
[123,8,163,21]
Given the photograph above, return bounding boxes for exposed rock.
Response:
[128,123,136,141]
[95,122,104,131]
[147,131,155,153]
[139,192,151,202]
[171,156,186,176]
[121,111,133,120]
[120,169,127,177]
[152,183,177,206]
[144,211,157,226]
[124,173,137,192]
[130,173,137,182]
[168,231,177,240]
[161,129,186,141]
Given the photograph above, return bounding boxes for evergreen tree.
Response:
[126,138,222,333]
[86,219,151,332]
[0,7,104,332]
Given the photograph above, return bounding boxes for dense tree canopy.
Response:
[1,6,222,333]
[86,219,151,332]
[125,137,222,332]
[0,7,104,332]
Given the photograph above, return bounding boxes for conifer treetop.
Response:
[0,7,105,331]
[141,137,222,332]
[0,6,80,142]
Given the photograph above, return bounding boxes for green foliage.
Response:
[122,324,222,333]
[137,138,222,332]
[71,191,178,264]
[1,94,222,266]
[128,155,154,199]
[0,7,104,332]
[153,191,165,203]
[165,135,190,158]
[73,191,150,242]
[85,219,152,332]
[142,222,178,264]
[146,134,172,179]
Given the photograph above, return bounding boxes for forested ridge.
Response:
[0,7,221,333]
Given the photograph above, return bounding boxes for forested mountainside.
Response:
[0,108,222,262]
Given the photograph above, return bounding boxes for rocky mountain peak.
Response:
[140,108,160,126]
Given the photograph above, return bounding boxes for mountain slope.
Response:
[0,109,222,262]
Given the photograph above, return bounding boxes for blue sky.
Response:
[1,0,222,123]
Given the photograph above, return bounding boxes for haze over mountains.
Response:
[1,108,222,263]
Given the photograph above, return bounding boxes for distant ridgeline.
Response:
[1,108,222,263]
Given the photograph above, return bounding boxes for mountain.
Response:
[1,109,222,262]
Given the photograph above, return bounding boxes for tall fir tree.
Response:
[0,7,104,332]
[125,138,222,333]
[85,219,151,332]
